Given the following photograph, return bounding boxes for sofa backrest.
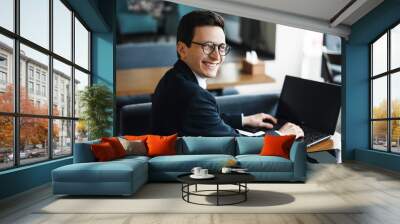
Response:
[120,103,152,135]
[236,137,264,155]
[118,93,280,136]
[177,137,236,155]
[73,139,100,163]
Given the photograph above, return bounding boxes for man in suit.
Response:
[151,10,303,137]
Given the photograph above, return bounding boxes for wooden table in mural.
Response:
[307,132,341,153]
[116,62,275,96]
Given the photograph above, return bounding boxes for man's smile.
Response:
[202,61,219,70]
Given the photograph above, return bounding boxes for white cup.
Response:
[199,169,208,176]
[191,167,202,176]
[221,167,232,174]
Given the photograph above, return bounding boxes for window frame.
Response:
[370,20,400,154]
[0,0,92,171]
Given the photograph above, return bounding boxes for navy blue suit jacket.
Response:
[151,60,241,136]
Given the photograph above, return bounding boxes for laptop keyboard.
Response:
[301,126,330,146]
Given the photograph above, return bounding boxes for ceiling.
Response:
[166,0,384,38]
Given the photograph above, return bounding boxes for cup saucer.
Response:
[190,174,215,179]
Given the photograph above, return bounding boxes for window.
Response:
[75,18,89,70]
[0,54,8,86]
[0,0,14,32]
[36,83,40,95]
[0,71,6,85]
[41,73,46,83]
[0,55,7,67]
[0,34,13,113]
[20,0,49,49]
[35,70,40,81]
[53,59,72,117]
[0,0,91,170]
[42,85,46,97]
[29,67,34,80]
[371,23,400,154]
[53,0,72,60]
[28,81,34,94]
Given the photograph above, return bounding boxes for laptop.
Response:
[241,76,341,147]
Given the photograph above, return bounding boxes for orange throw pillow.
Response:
[124,135,148,141]
[91,142,117,161]
[259,135,296,159]
[146,134,177,157]
[101,137,127,158]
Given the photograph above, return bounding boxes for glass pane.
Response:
[0,116,14,170]
[391,120,400,153]
[372,121,388,151]
[372,77,387,119]
[0,0,14,31]
[372,33,387,76]
[53,0,72,60]
[74,69,89,118]
[53,59,72,117]
[20,0,49,49]
[0,34,14,113]
[391,72,400,118]
[74,18,89,70]
[391,24,400,70]
[20,44,49,115]
[53,119,72,158]
[75,120,88,143]
[20,117,49,165]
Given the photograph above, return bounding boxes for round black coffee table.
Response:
[177,173,255,206]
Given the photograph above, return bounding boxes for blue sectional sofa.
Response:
[52,136,306,196]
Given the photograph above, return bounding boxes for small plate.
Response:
[190,174,215,179]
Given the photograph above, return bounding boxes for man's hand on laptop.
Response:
[242,113,277,129]
[279,122,304,139]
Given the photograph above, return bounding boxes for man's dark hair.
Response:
[177,10,224,57]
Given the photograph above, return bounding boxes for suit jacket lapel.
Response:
[173,60,198,85]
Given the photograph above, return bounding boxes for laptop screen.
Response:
[276,76,341,135]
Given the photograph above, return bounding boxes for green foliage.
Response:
[79,84,113,140]
[373,99,400,140]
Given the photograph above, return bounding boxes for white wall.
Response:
[236,24,323,94]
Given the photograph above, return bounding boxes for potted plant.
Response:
[79,84,113,140]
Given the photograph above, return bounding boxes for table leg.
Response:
[195,184,197,192]
[245,183,247,201]
[217,184,219,206]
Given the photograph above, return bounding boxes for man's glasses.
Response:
[191,41,231,56]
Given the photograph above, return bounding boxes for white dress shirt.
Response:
[193,72,207,90]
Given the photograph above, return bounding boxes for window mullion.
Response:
[388,30,391,152]
[71,11,76,154]
[48,0,53,160]
[13,0,20,167]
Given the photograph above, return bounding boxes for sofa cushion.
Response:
[52,158,147,183]
[118,138,147,156]
[124,135,148,141]
[101,137,127,158]
[148,154,235,172]
[147,134,177,157]
[260,135,296,159]
[91,142,118,162]
[236,155,293,172]
[179,137,235,155]
[236,137,264,155]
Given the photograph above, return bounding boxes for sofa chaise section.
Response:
[52,142,149,196]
